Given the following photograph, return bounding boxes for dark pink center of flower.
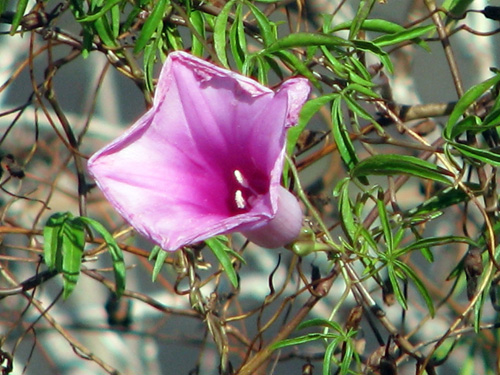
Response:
[228,168,264,214]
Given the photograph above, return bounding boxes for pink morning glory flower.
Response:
[88,51,310,251]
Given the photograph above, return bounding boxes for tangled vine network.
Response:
[1,0,500,374]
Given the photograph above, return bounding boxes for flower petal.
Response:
[88,51,310,251]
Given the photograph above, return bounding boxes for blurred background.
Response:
[1,0,500,374]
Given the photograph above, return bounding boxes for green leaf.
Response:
[324,339,338,375]
[213,0,237,68]
[396,260,435,316]
[205,237,239,288]
[43,212,71,270]
[297,318,343,331]
[61,220,85,299]
[94,14,118,47]
[444,73,500,139]
[351,154,454,185]
[134,0,168,53]
[352,40,394,73]
[447,115,481,139]
[387,263,407,310]
[271,50,318,87]
[77,0,122,22]
[245,1,276,46]
[331,97,368,184]
[397,236,476,256]
[9,0,29,34]
[229,3,246,71]
[372,24,435,48]
[263,33,352,54]
[190,10,206,57]
[349,0,376,40]
[407,185,477,216]
[376,190,393,253]
[76,217,126,296]
[152,249,168,282]
[270,333,332,350]
[334,178,358,244]
[451,142,500,167]
[287,94,336,155]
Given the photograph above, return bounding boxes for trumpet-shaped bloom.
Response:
[88,51,310,251]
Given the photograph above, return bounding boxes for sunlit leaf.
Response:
[206,237,239,288]
[444,73,500,139]
[76,217,126,296]
[134,0,168,53]
[351,154,453,185]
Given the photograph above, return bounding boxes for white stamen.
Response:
[235,189,246,209]
[234,169,245,185]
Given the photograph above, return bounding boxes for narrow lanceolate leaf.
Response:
[245,1,276,46]
[397,260,435,317]
[376,190,393,254]
[213,0,237,68]
[134,0,168,53]
[263,33,352,54]
[372,24,435,48]
[444,73,500,139]
[287,94,336,155]
[205,237,239,288]
[450,142,500,167]
[351,154,454,185]
[9,0,29,34]
[349,0,376,39]
[77,0,122,22]
[61,220,85,299]
[43,212,71,270]
[190,10,206,57]
[152,249,169,282]
[335,178,358,243]
[76,217,126,296]
[331,97,368,185]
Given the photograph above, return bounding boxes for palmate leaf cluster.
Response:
[1,0,500,374]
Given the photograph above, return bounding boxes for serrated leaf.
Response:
[351,154,453,185]
[76,217,126,296]
[205,237,238,288]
